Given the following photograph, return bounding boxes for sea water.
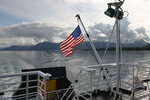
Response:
[1,50,150,80]
[0,50,150,97]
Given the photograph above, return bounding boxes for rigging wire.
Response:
[123,11,129,18]
[101,20,117,63]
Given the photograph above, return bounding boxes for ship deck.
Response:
[92,89,150,100]
[1,63,150,100]
[80,87,150,100]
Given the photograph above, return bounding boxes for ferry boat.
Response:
[0,0,150,100]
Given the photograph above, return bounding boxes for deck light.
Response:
[115,9,124,19]
[104,3,124,20]
[104,5,115,18]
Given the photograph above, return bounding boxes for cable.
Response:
[101,20,117,63]
[123,11,129,18]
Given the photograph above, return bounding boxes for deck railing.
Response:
[1,61,150,100]
[0,71,51,100]
[61,62,150,100]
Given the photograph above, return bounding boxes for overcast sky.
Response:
[0,0,150,47]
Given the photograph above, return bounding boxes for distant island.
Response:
[1,40,150,51]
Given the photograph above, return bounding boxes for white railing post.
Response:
[26,75,29,100]
[37,75,40,97]
[132,65,134,97]
[0,71,51,100]
[90,72,93,100]
[44,78,47,100]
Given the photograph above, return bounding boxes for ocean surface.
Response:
[1,50,150,97]
[0,50,150,81]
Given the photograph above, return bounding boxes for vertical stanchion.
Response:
[26,75,29,100]
[37,75,40,97]
[90,72,93,100]
[44,78,47,100]
[132,65,135,98]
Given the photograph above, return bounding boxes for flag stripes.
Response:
[60,25,84,57]
[74,34,84,47]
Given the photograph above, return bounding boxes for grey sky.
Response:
[0,0,150,47]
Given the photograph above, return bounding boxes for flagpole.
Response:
[75,14,102,65]
[76,14,114,93]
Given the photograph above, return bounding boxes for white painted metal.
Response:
[0,62,150,100]
[0,71,51,100]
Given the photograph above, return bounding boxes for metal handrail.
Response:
[0,71,51,79]
[0,79,37,87]
[0,71,52,100]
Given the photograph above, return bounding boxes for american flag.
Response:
[60,25,84,57]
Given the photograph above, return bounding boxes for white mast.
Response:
[115,2,122,98]
[105,1,124,98]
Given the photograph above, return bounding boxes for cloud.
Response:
[0,0,150,47]
[120,19,149,41]
[0,21,67,47]
[88,22,114,41]
[88,18,150,42]
[0,18,149,48]
[135,27,149,41]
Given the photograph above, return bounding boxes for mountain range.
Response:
[1,39,150,51]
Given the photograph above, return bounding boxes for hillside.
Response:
[0,40,149,51]
[28,42,60,50]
